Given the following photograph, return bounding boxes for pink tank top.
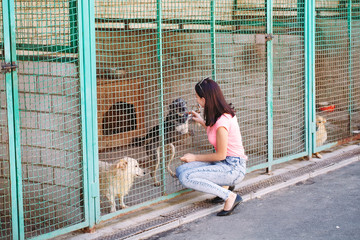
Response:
[206,114,247,160]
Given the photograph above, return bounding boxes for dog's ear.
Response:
[169,99,177,111]
[169,98,187,113]
[116,159,127,170]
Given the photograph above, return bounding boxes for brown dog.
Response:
[132,98,190,186]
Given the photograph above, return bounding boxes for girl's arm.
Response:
[180,127,228,163]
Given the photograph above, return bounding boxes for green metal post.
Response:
[3,0,25,238]
[156,0,167,192]
[78,0,98,226]
[2,0,18,238]
[306,0,316,157]
[305,0,310,158]
[266,0,273,172]
[89,0,100,226]
[347,0,353,133]
[2,0,25,239]
[210,0,216,81]
[303,0,310,159]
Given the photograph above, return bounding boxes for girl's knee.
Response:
[176,164,190,178]
[177,172,190,188]
[175,166,183,178]
[177,171,185,183]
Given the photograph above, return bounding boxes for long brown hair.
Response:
[195,77,235,127]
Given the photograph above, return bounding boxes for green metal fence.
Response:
[15,0,86,237]
[1,2,13,239]
[314,0,360,154]
[0,0,359,239]
[1,0,91,239]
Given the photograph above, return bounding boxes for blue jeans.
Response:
[176,156,246,200]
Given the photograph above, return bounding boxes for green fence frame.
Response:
[312,0,359,154]
[1,0,95,238]
[2,0,24,239]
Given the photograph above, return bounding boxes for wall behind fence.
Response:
[16,61,83,237]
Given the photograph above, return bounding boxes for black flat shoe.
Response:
[216,194,243,216]
[210,185,235,204]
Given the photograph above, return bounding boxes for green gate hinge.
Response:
[1,62,18,73]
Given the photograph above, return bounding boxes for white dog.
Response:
[99,157,146,212]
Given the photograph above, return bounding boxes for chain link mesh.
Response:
[272,0,306,159]
[220,0,268,168]
[315,0,360,148]
[352,2,360,133]
[13,0,84,238]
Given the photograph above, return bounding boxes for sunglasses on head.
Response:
[197,77,210,95]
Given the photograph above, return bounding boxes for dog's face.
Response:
[169,98,189,123]
[316,116,326,126]
[316,116,327,133]
[115,157,146,177]
[169,98,190,134]
[168,98,190,135]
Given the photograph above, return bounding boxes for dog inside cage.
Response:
[132,98,191,186]
[97,97,194,213]
[99,157,146,213]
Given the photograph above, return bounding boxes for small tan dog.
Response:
[99,157,146,212]
[315,115,327,158]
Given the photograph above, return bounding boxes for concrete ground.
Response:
[53,143,360,240]
[147,156,360,240]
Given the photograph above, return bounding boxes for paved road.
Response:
[146,160,360,240]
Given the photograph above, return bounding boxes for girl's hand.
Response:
[190,111,205,126]
[180,153,197,163]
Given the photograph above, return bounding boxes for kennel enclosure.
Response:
[0,0,359,239]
